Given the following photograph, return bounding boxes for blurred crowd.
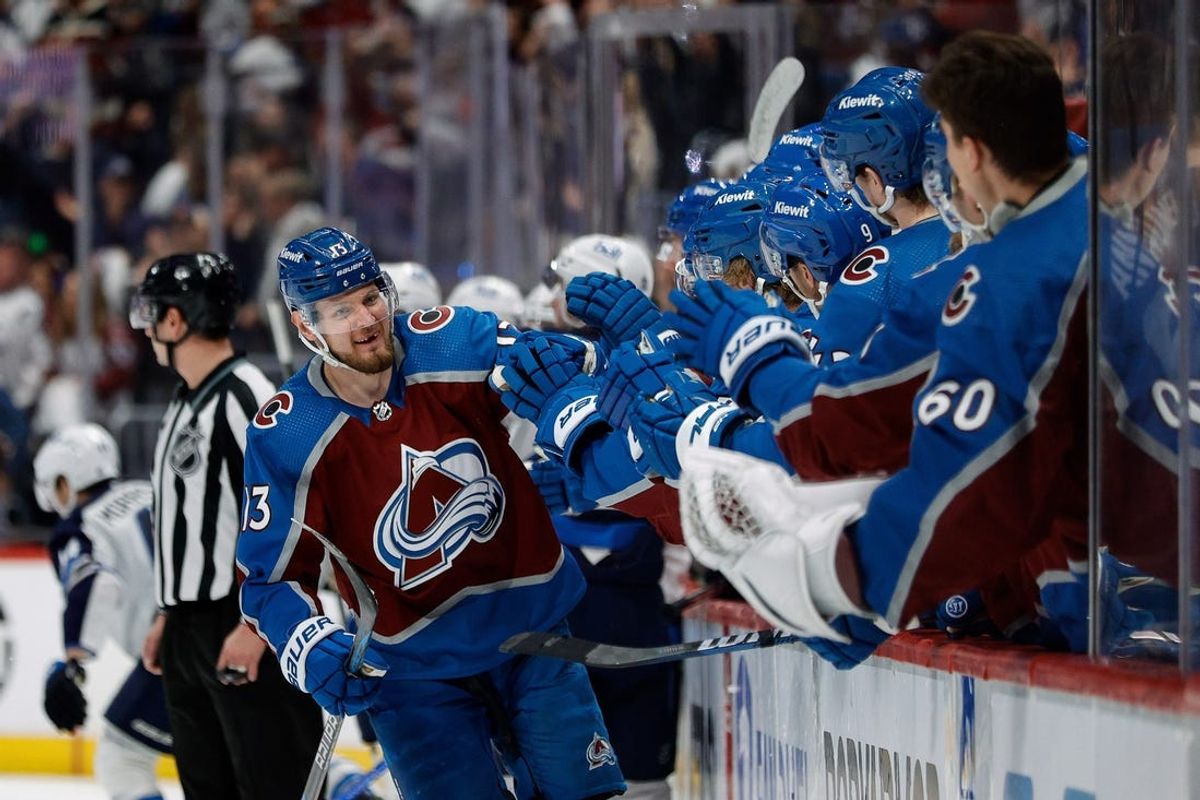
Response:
[0,0,1087,536]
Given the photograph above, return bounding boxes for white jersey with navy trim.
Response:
[151,355,276,607]
[50,480,157,659]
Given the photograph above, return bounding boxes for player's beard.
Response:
[332,322,395,374]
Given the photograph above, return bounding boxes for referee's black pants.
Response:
[161,594,324,799]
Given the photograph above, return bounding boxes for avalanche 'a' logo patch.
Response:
[840,246,889,285]
[373,438,505,589]
[586,733,617,770]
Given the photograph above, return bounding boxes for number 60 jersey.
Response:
[236,307,584,679]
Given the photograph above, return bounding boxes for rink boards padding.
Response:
[677,599,1200,800]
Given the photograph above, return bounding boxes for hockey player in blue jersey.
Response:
[236,227,624,799]
[33,424,173,800]
[669,32,1091,667]
[809,66,950,365]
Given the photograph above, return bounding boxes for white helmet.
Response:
[380,261,442,313]
[33,423,121,517]
[447,275,525,323]
[520,283,558,330]
[550,234,654,297]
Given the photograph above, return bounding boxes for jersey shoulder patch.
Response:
[246,374,342,467]
[398,306,500,380]
[841,245,889,286]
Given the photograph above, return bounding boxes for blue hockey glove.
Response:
[529,457,596,515]
[530,457,571,515]
[933,589,1002,639]
[280,616,388,716]
[533,378,610,469]
[597,343,682,430]
[493,336,588,422]
[625,372,749,480]
[801,616,892,670]
[666,281,807,403]
[44,659,87,731]
[565,273,663,348]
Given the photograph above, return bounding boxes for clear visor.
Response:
[758,223,789,280]
[689,252,727,281]
[674,258,698,296]
[922,155,963,233]
[299,275,399,336]
[128,293,159,330]
[819,143,854,193]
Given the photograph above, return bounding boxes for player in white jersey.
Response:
[34,424,172,800]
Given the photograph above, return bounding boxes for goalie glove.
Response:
[678,447,883,641]
[565,273,663,349]
[43,659,87,732]
[280,616,388,716]
[491,335,594,422]
[666,281,809,404]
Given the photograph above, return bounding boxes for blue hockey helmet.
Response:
[744,123,826,186]
[277,226,400,368]
[663,179,727,239]
[760,173,890,285]
[820,67,933,217]
[681,181,771,285]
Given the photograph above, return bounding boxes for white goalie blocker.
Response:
[678,446,883,642]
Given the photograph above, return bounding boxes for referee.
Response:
[130,253,323,799]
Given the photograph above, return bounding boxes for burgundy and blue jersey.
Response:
[237,306,584,679]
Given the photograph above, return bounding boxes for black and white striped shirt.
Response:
[151,355,275,607]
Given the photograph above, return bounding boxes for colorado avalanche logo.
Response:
[253,391,293,429]
[373,439,505,589]
[586,733,617,770]
[841,246,889,285]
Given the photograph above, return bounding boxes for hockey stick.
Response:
[294,519,381,800]
[265,299,298,376]
[746,57,806,165]
[500,627,800,669]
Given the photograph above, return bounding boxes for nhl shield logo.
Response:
[586,732,617,770]
[168,427,205,477]
[373,438,505,589]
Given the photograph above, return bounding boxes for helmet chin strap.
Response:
[151,322,194,374]
[851,183,898,227]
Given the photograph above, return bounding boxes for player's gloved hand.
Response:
[492,336,588,422]
[624,374,750,481]
[280,617,388,716]
[565,273,663,348]
[533,377,610,469]
[801,616,893,670]
[930,589,1001,639]
[44,659,87,731]
[666,281,807,403]
[598,343,683,431]
[530,457,571,515]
